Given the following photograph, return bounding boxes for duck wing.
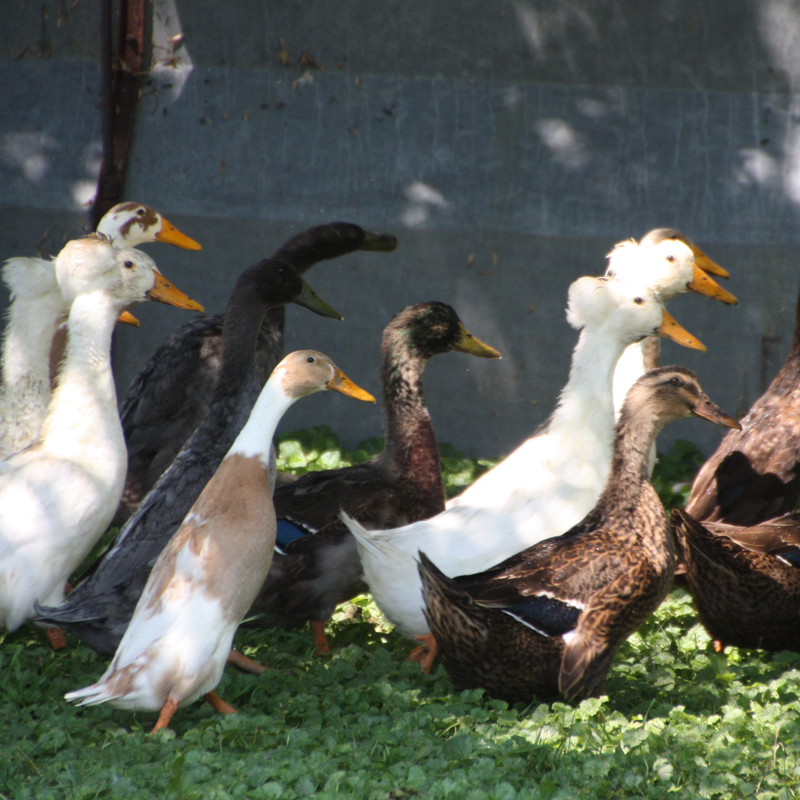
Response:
[558,557,659,700]
[686,285,800,525]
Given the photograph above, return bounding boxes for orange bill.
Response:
[147,272,205,311]
[692,394,741,430]
[687,264,738,305]
[155,216,202,250]
[691,243,729,279]
[118,310,140,326]
[657,307,706,351]
[327,368,376,403]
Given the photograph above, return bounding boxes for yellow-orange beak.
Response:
[657,307,706,351]
[453,322,502,359]
[687,263,738,305]
[118,310,140,327]
[326,367,376,403]
[147,272,205,311]
[155,217,202,251]
[691,243,729,279]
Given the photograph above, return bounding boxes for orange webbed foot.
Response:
[408,633,438,674]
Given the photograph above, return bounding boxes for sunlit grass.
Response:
[3,434,794,799]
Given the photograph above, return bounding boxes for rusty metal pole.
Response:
[92,0,147,227]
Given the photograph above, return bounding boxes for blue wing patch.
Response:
[276,518,312,548]
[502,595,582,638]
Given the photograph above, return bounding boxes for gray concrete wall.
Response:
[2,0,800,459]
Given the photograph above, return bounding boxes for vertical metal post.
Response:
[92,0,147,227]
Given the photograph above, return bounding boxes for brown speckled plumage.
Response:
[420,367,738,704]
[686,284,800,526]
[672,508,800,652]
[246,302,500,634]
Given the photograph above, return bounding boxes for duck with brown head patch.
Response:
[35,254,345,657]
[0,235,202,641]
[64,351,374,733]
[244,301,500,654]
[418,366,740,704]
[0,202,201,458]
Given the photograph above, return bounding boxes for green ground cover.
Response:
[1,432,797,800]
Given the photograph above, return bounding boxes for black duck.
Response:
[115,222,397,523]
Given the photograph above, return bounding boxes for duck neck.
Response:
[217,289,269,395]
[228,378,295,462]
[39,292,121,446]
[601,403,665,507]
[2,288,66,388]
[551,320,633,438]
[379,337,444,506]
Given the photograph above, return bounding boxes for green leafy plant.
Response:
[5,430,790,800]
[651,439,706,510]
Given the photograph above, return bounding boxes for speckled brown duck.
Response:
[245,301,500,653]
[672,507,800,653]
[686,282,800,526]
[115,223,397,524]
[419,366,740,704]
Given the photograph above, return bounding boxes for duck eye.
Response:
[666,255,676,263]
[124,260,134,269]
[669,377,680,386]
[633,297,644,305]
[306,356,315,364]
[136,208,145,216]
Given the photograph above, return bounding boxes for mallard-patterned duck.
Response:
[116,222,397,523]
[34,254,345,656]
[65,351,374,733]
[245,301,500,652]
[685,282,800,526]
[343,271,706,654]
[672,507,800,653]
[419,367,740,704]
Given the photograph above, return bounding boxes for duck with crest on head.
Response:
[419,366,740,704]
[35,238,352,657]
[115,222,397,524]
[605,228,735,421]
[0,234,202,641]
[0,202,201,458]
[342,261,708,670]
[65,350,375,733]
[245,301,501,653]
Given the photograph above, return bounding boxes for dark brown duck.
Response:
[420,366,739,704]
